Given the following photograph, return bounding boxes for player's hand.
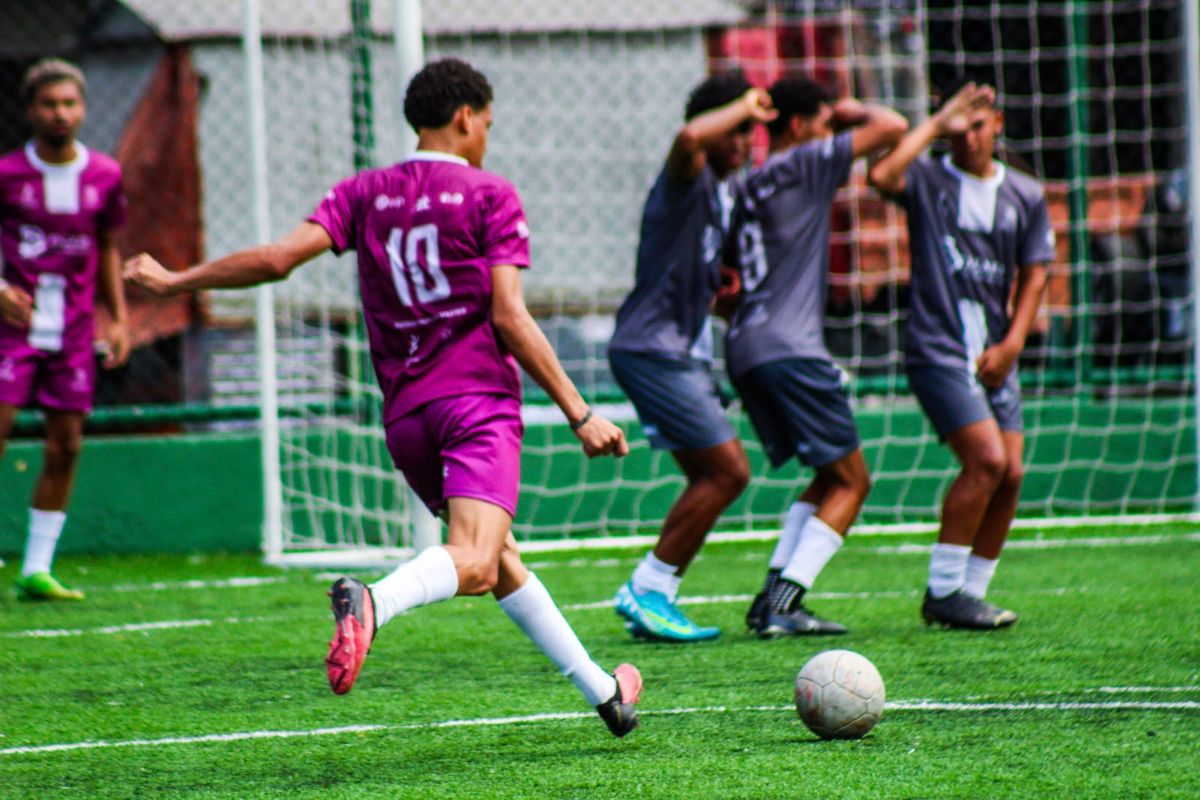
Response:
[123,253,178,297]
[101,320,131,369]
[0,283,33,328]
[976,340,1019,389]
[831,98,869,129]
[742,88,778,124]
[934,82,995,138]
[573,413,629,458]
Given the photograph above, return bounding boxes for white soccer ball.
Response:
[794,649,885,739]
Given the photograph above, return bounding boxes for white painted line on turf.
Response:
[2,616,280,639]
[4,699,1198,757]
[1097,686,1200,694]
[106,576,289,593]
[870,532,1200,554]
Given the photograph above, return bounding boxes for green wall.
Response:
[1,397,1194,556]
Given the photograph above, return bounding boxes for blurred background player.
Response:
[125,58,643,737]
[606,72,775,643]
[727,76,906,637]
[0,58,130,601]
[869,81,1052,630]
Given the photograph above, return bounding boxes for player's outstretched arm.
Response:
[124,222,334,297]
[976,262,1048,388]
[491,265,628,458]
[666,88,776,182]
[868,82,995,196]
[96,228,130,368]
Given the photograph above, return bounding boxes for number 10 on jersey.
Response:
[386,224,451,306]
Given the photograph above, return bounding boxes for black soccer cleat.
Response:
[921,589,1018,630]
[745,590,770,632]
[596,663,643,738]
[759,606,848,638]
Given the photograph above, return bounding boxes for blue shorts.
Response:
[733,357,860,469]
[609,349,736,451]
[906,363,1023,439]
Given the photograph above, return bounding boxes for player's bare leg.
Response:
[17,409,86,601]
[760,449,870,637]
[614,441,744,642]
[491,522,642,737]
[923,419,1017,629]
[617,440,748,642]
[656,440,750,572]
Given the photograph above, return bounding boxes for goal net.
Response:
[138,0,1196,562]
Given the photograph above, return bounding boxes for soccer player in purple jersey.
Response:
[125,59,643,737]
[869,81,1053,629]
[0,59,130,601]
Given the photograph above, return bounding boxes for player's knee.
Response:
[718,457,751,499]
[458,556,500,595]
[1001,461,1025,494]
[44,433,83,470]
[967,448,1007,488]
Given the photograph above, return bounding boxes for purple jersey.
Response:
[309,152,531,422]
[0,142,125,352]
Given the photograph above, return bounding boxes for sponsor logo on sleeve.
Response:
[516,220,530,240]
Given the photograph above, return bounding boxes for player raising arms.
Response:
[728,77,906,637]
[125,58,643,737]
[607,72,775,642]
[869,81,1052,629]
[0,59,130,600]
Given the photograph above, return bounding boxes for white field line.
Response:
[1,616,280,639]
[3,697,1198,757]
[517,513,1200,553]
[106,577,288,593]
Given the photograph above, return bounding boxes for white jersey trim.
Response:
[405,150,469,167]
[942,155,1005,234]
[25,141,90,215]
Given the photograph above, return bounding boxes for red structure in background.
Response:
[707,20,898,310]
[98,45,202,356]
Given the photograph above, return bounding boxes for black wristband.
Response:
[569,410,593,431]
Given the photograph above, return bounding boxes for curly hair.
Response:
[21,58,86,107]
[765,75,831,138]
[684,70,752,121]
[403,58,493,132]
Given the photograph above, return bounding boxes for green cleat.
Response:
[16,572,85,601]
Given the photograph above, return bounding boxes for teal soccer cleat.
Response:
[613,581,720,643]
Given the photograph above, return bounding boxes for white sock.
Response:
[780,515,844,590]
[963,554,999,598]
[928,543,972,599]
[370,546,459,627]
[499,573,617,706]
[22,509,67,577]
[769,501,816,570]
[631,552,681,600]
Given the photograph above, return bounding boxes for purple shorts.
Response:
[385,393,524,518]
[0,340,96,413]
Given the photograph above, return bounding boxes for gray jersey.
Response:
[899,155,1055,371]
[609,164,734,360]
[724,132,854,377]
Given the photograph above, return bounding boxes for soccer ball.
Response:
[794,649,885,739]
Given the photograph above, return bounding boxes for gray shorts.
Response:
[609,349,736,451]
[732,357,860,469]
[906,363,1023,439]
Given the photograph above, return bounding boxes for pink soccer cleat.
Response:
[325,577,376,695]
